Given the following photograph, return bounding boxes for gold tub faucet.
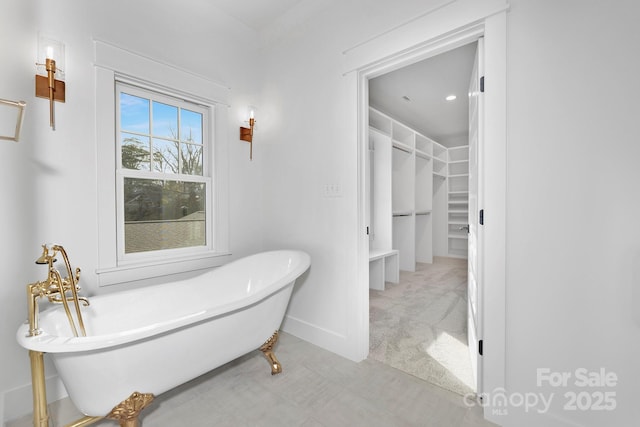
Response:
[26,244,89,338]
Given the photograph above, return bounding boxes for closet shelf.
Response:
[448,233,469,240]
[433,172,447,179]
[369,125,390,138]
[446,140,469,260]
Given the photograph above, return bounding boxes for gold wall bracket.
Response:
[35,75,66,102]
[35,56,65,130]
[239,117,255,160]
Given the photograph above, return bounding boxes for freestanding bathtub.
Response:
[16,250,310,419]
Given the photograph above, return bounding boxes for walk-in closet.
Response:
[366,41,477,397]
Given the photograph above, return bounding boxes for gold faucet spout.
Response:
[26,282,45,337]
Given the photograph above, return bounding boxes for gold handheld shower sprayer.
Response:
[34,245,56,265]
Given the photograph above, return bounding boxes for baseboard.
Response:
[281,314,359,361]
[3,375,67,424]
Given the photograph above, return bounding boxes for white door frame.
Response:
[355,11,507,422]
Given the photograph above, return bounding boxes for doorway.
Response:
[355,11,507,420]
[366,41,478,397]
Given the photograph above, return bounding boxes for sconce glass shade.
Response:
[247,105,257,121]
[36,34,65,80]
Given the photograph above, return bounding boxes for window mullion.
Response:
[149,100,155,173]
[119,169,208,183]
[177,107,182,175]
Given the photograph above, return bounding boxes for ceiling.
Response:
[210,1,476,148]
[211,0,343,47]
[369,42,477,147]
[211,0,309,32]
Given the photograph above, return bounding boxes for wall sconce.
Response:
[239,106,256,160]
[35,34,65,130]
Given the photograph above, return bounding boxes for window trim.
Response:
[94,40,230,286]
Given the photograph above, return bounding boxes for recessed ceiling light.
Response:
[445,95,457,101]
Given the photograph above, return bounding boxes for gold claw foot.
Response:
[260,330,282,375]
[106,391,154,427]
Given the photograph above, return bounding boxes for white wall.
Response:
[0,2,37,422]
[503,0,640,425]
[259,0,451,360]
[0,0,265,422]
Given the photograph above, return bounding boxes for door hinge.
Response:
[479,209,484,225]
[479,339,483,356]
[480,76,485,93]
[366,226,370,235]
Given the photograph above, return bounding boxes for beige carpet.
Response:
[369,257,475,397]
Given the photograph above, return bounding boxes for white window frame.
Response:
[115,82,213,263]
[94,40,230,286]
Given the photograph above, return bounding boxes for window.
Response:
[116,83,210,257]
[95,41,230,286]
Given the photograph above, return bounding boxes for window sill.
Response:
[95,251,231,287]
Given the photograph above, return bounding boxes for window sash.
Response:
[116,83,209,177]
[115,82,213,262]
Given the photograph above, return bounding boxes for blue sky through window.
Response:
[120,93,149,134]
[120,93,202,144]
[181,109,203,143]
[153,101,178,139]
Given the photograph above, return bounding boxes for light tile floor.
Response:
[7,333,498,427]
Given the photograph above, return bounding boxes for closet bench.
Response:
[369,249,399,291]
